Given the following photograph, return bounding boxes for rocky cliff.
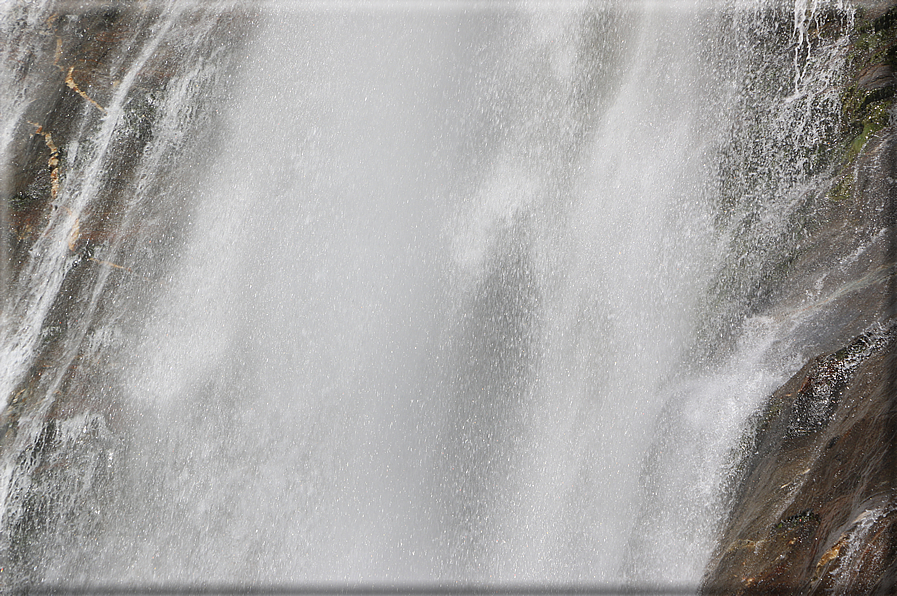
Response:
[0,3,251,586]
[702,1,897,593]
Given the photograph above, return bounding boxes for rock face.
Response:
[703,328,896,595]
[0,3,251,587]
[701,2,897,594]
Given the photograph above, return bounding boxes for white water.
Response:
[0,0,855,589]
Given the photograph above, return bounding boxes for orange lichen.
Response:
[87,257,132,272]
[65,66,105,113]
[53,36,63,68]
[28,121,60,202]
[67,216,79,252]
[813,537,845,578]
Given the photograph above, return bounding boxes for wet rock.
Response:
[0,2,254,587]
[702,3,897,593]
[702,326,896,595]
[857,64,896,91]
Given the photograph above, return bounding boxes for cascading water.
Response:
[0,0,862,590]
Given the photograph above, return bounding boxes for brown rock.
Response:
[702,327,897,595]
[857,64,897,92]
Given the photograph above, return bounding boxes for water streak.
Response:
[0,0,858,589]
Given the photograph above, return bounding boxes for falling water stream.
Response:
[0,0,856,589]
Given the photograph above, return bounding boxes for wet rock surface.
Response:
[1,2,252,587]
[702,2,897,593]
[703,328,896,595]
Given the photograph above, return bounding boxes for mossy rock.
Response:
[828,171,854,202]
[834,3,897,169]
[773,509,821,532]
[8,192,42,212]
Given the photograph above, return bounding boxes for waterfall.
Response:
[0,0,858,589]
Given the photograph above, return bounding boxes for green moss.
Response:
[828,172,853,202]
[845,100,891,163]
[849,31,889,65]
[842,81,893,123]
[836,4,896,172]
[9,192,40,211]
[774,509,820,531]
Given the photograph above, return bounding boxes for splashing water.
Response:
[0,0,858,589]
